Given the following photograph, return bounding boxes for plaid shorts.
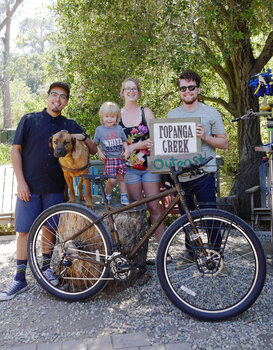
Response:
[104,158,127,176]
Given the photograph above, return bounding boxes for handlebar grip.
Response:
[199,156,213,167]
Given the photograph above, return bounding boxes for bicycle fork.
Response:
[175,179,217,271]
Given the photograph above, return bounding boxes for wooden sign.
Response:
[147,118,205,173]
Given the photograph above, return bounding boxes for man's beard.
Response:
[183,95,198,105]
[52,106,61,112]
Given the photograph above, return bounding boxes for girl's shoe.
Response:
[102,194,112,205]
[106,194,112,205]
[121,194,130,205]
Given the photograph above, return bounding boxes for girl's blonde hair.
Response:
[120,77,142,98]
[99,101,121,124]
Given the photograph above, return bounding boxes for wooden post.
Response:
[102,203,149,292]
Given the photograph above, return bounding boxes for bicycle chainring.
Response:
[109,254,132,281]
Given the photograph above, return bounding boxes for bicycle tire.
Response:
[27,203,113,301]
[156,209,266,321]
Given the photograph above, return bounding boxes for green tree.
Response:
[9,53,47,93]
[16,16,54,55]
[0,0,23,128]
[0,78,48,128]
[155,0,273,217]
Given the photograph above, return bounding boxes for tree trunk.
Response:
[102,204,150,292]
[230,55,264,218]
[0,0,23,129]
[1,4,12,129]
[230,117,263,219]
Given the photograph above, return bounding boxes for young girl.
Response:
[93,101,130,205]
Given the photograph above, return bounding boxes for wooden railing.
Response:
[0,165,16,225]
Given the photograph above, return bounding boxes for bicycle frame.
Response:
[63,173,206,263]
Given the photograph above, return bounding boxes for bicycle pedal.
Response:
[134,264,147,272]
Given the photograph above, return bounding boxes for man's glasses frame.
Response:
[49,91,68,101]
[179,85,198,92]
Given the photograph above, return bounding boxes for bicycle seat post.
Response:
[98,181,107,204]
[98,181,113,215]
[96,178,119,245]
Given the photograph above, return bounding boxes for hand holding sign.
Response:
[196,124,206,141]
[146,138,154,152]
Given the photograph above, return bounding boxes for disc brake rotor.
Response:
[197,249,224,276]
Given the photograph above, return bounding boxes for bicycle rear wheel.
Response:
[156,209,266,321]
[28,203,113,301]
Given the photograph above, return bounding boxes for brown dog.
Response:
[49,130,92,208]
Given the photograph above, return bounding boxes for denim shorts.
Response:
[124,167,161,185]
[14,192,64,233]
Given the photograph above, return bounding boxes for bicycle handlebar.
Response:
[232,107,272,122]
[170,156,213,178]
[232,110,258,122]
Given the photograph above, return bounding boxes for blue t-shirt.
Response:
[13,108,85,194]
[93,124,127,158]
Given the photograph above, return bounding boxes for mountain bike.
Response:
[27,157,266,321]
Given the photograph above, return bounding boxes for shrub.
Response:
[0,224,15,236]
[0,144,11,165]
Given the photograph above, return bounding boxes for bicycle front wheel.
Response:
[28,203,113,301]
[156,209,266,321]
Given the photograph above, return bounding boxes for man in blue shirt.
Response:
[0,82,97,300]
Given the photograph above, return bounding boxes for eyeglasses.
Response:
[49,91,68,101]
[179,85,198,92]
[123,87,138,92]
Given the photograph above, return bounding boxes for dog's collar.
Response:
[59,162,90,172]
